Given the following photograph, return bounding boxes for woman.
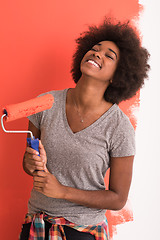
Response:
[20,18,150,239]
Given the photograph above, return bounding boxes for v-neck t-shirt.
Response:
[27,88,135,225]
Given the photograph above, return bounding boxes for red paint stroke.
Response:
[119,90,140,130]
[105,90,140,239]
[106,200,134,239]
[101,2,143,238]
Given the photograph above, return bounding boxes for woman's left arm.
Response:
[33,151,134,211]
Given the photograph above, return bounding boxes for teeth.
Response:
[87,60,100,68]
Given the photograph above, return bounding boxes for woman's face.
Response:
[80,41,120,83]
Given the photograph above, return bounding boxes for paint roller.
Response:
[1,94,54,155]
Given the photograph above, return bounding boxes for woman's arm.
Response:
[63,155,134,210]
[33,147,134,210]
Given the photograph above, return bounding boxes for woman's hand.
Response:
[33,169,66,199]
[23,140,47,175]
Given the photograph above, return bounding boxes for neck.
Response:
[73,75,110,110]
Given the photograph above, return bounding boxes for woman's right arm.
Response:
[23,121,46,176]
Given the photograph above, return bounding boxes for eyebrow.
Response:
[95,43,118,59]
[108,48,118,59]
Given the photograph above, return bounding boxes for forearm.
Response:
[63,186,126,210]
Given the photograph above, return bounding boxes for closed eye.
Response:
[91,48,114,59]
[91,48,98,52]
[105,54,114,60]
[91,48,114,61]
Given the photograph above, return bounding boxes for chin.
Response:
[81,66,99,78]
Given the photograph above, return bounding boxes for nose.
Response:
[93,52,101,59]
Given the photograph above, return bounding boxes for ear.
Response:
[109,79,112,84]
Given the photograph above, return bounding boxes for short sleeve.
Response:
[27,93,46,129]
[109,117,136,157]
[27,111,43,129]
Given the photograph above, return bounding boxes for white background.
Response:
[114,0,160,239]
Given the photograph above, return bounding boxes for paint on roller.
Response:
[3,94,54,122]
[1,93,54,139]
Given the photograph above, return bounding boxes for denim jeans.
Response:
[20,221,95,240]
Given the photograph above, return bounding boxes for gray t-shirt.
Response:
[27,88,135,225]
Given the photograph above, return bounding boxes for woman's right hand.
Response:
[23,140,47,176]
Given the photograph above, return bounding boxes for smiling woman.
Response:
[20,18,150,240]
[71,18,150,104]
[80,41,120,85]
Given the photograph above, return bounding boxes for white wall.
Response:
[114,0,160,239]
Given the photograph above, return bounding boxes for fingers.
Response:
[33,171,47,192]
[26,146,39,155]
[25,151,43,163]
[25,152,44,166]
[39,140,46,156]
[33,170,46,177]
[24,146,46,174]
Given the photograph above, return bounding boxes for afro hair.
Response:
[71,18,150,104]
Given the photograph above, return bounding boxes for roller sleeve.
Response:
[3,94,54,122]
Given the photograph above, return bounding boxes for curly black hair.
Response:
[71,18,150,104]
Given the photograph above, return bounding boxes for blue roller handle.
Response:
[26,137,45,172]
[27,137,40,156]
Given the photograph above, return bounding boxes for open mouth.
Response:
[86,59,102,69]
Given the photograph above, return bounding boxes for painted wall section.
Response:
[114,0,160,239]
[0,1,142,239]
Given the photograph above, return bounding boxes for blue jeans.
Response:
[20,220,95,240]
